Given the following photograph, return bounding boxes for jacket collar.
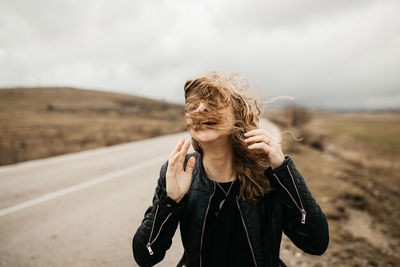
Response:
[191,151,243,197]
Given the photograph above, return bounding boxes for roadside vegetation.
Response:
[0,87,186,166]
[2,88,399,265]
[264,106,400,266]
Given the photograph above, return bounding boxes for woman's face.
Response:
[185,100,235,144]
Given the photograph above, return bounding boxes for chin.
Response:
[190,127,228,144]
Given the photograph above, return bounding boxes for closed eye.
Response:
[186,103,199,112]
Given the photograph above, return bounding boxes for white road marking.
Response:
[0,155,168,217]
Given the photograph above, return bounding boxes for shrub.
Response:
[300,128,326,151]
[290,105,312,127]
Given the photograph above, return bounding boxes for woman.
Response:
[132,72,329,267]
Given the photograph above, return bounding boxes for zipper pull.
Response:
[146,243,154,255]
[301,209,306,224]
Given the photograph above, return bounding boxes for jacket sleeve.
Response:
[264,156,329,255]
[132,161,185,267]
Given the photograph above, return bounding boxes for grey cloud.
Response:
[0,0,399,110]
[212,0,378,32]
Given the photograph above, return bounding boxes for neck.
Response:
[201,136,236,183]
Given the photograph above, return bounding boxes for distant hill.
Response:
[0,87,186,166]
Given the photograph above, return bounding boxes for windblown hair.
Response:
[184,71,271,203]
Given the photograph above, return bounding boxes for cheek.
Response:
[229,113,236,123]
[224,112,236,126]
[185,114,194,125]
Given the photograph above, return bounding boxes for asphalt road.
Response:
[0,119,280,267]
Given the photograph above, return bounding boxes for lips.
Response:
[200,120,217,126]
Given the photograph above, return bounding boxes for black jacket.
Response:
[132,152,329,267]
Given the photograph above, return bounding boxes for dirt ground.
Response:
[272,110,400,266]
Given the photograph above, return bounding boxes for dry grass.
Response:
[2,89,399,265]
[272,109,400,266]
[0,87,186,166]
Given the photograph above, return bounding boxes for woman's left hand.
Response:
[244,129,285,170]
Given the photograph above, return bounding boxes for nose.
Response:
[196,102,208,112]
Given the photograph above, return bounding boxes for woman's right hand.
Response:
[166,138,196,203]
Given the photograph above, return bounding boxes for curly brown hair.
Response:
[184,71,271,203]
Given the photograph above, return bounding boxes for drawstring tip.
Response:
[301,209,306,224]
[147,244,154,255]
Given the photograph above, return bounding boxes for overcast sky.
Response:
[0,0,399,110]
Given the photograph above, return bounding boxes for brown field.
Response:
[265,108,400,266]
[0,87,186,166]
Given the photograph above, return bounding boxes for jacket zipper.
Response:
[146,204,173,255]
[273,165,306,224]
[199,182,216,267]
[236,196,258,267]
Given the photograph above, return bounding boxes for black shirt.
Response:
[201,180,255,267]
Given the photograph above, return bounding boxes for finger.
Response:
[245,129,275,140]
[169,138,185,158]
[248,142,271,154]
[245,129,280,143]
[263,131,281,143]
[178,140,191,164]
[244,135,275,146]
[184,156,196,175]
[168,151,181,167]
[244,129,263,137]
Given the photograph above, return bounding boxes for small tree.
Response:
[46,104,54,111]
[289,105,312,127]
